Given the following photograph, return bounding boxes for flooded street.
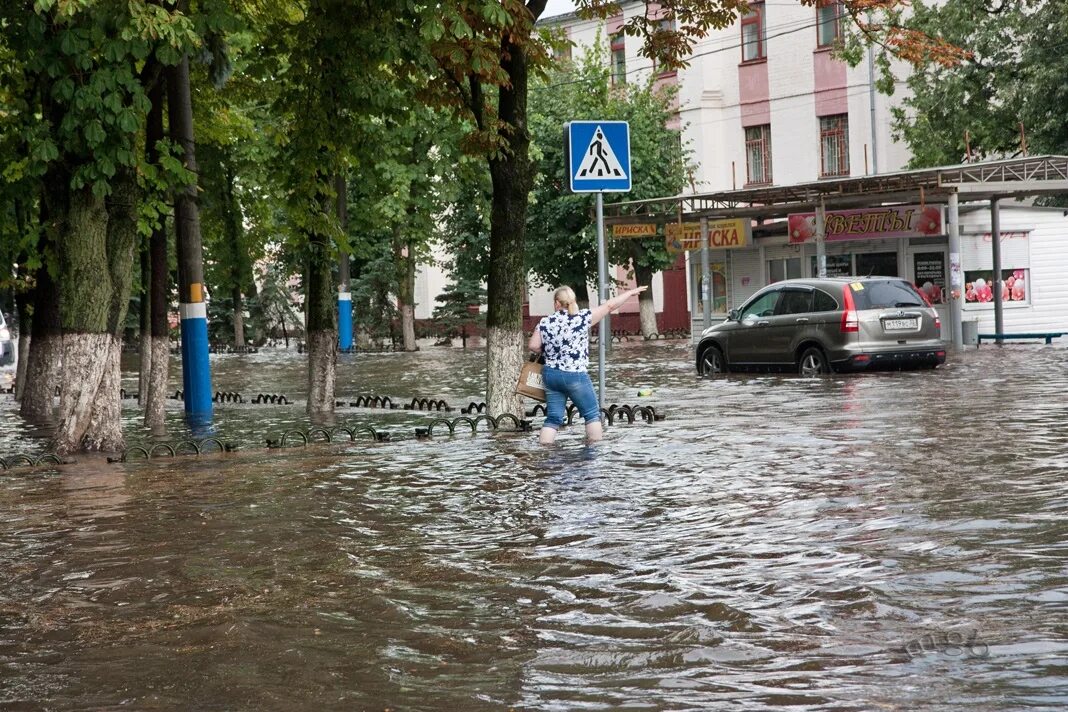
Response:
[1,342,1067,710]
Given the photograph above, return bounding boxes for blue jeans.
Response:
[542,366,601,429]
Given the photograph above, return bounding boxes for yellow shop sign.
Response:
[611,223,658,238]
[665,219,751,253]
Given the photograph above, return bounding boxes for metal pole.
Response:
[947,193,963,350]
[991,198,1004,341]
[815,200,827,278]
[169,55,212,424]
[867,31,878,175]
[336,175,352,351]
[596,191,607,413]
[700,217,711,329]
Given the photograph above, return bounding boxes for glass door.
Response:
[908,248,948,340]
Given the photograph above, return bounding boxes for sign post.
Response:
[565,121,631,414]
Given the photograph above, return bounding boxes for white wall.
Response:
[958,205,1068,334]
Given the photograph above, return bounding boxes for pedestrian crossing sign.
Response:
[566,121,631,192]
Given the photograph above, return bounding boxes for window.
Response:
[855,251,898,278]
[813,289,839,312]
[767,257,801,283]
[819,114,849,177]
[740,3,765,62]
[964,268,1029,305]
[653,18,677,75]
[741,290,780,320]
[775,289,814,316]
[849,280,925,310]
[810,254,853,277]
[611,32,626,85]
[817,0,843,48]
[745,124,772,185]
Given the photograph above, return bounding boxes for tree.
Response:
[0,1,201,453]
[432,275,486,348]
[891,0,1067,169]
[526,42,690,335]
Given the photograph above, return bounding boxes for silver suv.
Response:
[696,277,946,376]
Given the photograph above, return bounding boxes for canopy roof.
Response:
[603,155,1068,223]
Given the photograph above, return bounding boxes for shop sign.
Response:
[611,223,658,238]
[977,231,1029,242]
[788,205,943,243]
[665,219,751,254]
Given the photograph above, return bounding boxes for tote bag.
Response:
[515,360,546,402]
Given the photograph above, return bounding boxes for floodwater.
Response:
[1,342,1067,711]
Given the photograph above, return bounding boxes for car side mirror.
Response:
[727,309,739,322]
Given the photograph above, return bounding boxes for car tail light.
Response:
[840,285,859,333]
[936,350,946,358]
[852,354,871,362]
[934,316,942,330]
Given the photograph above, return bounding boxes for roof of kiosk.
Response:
[602,155,1068,223]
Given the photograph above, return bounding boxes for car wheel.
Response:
[699,345,727,376]
[798,346,829,377]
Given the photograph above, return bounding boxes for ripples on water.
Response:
[1,343,1067,710]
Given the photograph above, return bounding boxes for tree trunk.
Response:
[232,287,245,347]
[21,166,66,421]
[145,75,169,431]
[305,222,335,414]
[223,158,246,348]
[54,170,138,454]
[484,28,539,418]
[634,262,658,337]
[20,261,61,421]
[13,289,31,401]
[394,230,418,352]
[138,233,151,404]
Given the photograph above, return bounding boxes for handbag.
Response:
[515,355,546,402]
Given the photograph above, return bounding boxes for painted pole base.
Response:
[179,302,213,420]
[338,291,353,350]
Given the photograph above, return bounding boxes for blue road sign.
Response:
[567,121,631,192]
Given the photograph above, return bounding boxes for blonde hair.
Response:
[553,286,579,315]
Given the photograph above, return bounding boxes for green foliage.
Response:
[526,41,691,296]
[432,275,486,345]
[892,0,1068,172]
[436,159,491,288]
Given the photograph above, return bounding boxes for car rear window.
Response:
[850,280,925,310]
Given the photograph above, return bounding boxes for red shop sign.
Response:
[789,205,943,243]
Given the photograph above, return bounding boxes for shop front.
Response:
[786,204,951,338]
[664,219,752,324]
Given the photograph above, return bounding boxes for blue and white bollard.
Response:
[338,289,353,351]
[179,298,213,421]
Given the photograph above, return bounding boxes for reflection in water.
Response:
[1,343,1068,710]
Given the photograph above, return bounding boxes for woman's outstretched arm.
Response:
[590,286,648,326]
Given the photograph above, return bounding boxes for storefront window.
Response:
[691,259,730,314]
[810,254,851,277]
[964,268,1029,305]
[855,251,898,278]
[767,257,800,283]
[913,251,946,304]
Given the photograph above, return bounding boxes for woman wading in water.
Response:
[528,285,647,445]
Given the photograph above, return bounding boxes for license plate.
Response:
[884,318,918,330]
